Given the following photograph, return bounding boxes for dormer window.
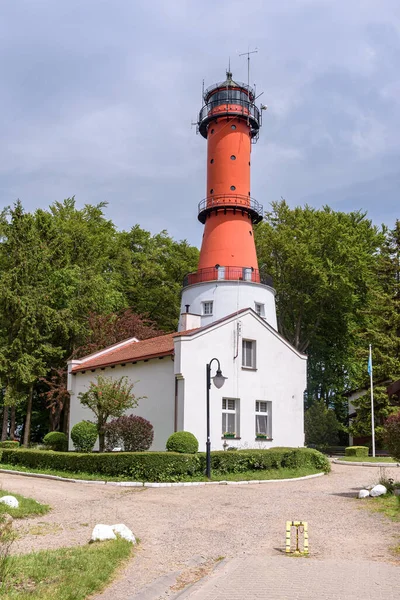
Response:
[202,301,213,315]
[255,303,265,317]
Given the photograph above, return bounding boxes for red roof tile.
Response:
[71,333,177,372]
[71,309,251,373]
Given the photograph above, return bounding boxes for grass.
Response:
[183,466,322,481]
[340,456,398,463]
[0,463,324,483]
[0,538,133,599]
[0,490,50,519]
[362,493,400,521]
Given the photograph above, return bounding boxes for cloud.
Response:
[0,0,399,245]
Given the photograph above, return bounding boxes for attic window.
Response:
[202,301,213,315]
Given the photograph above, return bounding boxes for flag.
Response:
[368,346,372,376]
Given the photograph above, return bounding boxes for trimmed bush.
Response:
[166,431,198,454]
[0,441,19,449]
[105,415,154,452]
[71,421,98,453]
[43,432,68,452]
[345,446,369,457]
[0,449,201,481]
[384,411,400,460]
[0,447,330,481]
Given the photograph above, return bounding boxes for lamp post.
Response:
[206,358,227,479]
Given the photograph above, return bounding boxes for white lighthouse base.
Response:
[179,280,277,331]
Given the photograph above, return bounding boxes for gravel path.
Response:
[1,463,400,598]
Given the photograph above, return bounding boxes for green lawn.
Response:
[340,456,398,463]
[364,493,400,521]
[1,538,132,599]
[0,463,324,483]
[0,490,50,519]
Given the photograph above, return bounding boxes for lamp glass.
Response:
[212,369,227,389]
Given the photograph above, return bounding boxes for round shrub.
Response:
[104,415,154,452]
[166,431,198,454]
[71,421,98,453]
[384,411,400,460]
[0,440,19,449]
[43,432,68,452]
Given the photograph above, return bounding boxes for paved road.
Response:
[177,555,400,600]
[2,463,400,599]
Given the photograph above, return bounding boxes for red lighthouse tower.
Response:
[179,69,276,330]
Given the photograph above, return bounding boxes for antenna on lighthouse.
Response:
[239,47,258,89]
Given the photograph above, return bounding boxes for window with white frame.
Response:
[255,302,265,317]
[202,301,213,315]
[222,398,239,436]
[242,339,256,368]
[255,401,271,437]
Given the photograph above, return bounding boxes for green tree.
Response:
[349,221,400,439]
[0,202,65,443]
[78,375,140,451]
[304,400,342,448]
[117,226,199,330]
[255,200,383,410]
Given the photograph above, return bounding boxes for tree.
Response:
[117,226,199,331]
[304,400,342,448]
[383,410,400,459]
[0,202,65,443]
[348,221,400,438]
[78,375,140,451]
[255,200,384,409]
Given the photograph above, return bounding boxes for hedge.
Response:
[0,441,19,449]
[345,446,369,457]
[0,447,330,482]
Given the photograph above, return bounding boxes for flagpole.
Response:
[369,344,376,457]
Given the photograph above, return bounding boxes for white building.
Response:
[68,69,308,451]
[68,308,306,451]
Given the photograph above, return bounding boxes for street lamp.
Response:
[206,358,227,479]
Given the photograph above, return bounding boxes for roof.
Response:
[387,379,400,396]
[70,307,305,373]
[71,332,177,372]
[70,309,250,373]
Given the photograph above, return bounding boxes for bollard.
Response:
[285,521,308,555]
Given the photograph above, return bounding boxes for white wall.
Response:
[68,357,175,451]
[174,311,306,451]
[179,280,277,331]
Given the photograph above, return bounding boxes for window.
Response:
[211,128,215,134]
[231,124,236,130]
[210,158,214,164]
[202,301,213,315]
[255,303,265,317]
[243,267,252,281]
[210,188,214,194]
[242,340,256,369]
[230,155,236,160]
[230,185,236,191]
[255,401,271,437]
[222,398,239,436]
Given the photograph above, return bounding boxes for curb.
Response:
[0,468,326,487]
[333,459,400,468]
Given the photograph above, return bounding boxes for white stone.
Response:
[0,495,19,508]
[358,489,370,498]
[370,484,387,497]
[111,524,136,543]
[112,447,122,452]
[91,524,116,542]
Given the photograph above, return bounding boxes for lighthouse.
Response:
[179,70,277,331]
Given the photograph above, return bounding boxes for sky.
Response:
[0,0,399,248]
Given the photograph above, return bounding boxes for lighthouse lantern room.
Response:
[179,70,277,331]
